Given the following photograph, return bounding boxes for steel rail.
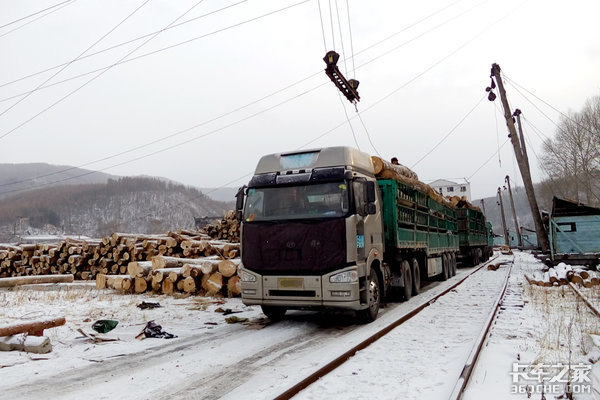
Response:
[273,254,500,400]
[448,258,513,400]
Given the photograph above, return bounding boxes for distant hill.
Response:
[0,163,115,199]
[201,187,238,203]
[0,176,231,240]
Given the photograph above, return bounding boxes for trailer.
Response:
[456,206,493,266]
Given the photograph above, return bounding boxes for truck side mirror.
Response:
[365,203,376,215]
[365,181,376,215]
[366,181,376,203]
[235,186,246,221]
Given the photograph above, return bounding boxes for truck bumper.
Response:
[239,266,364,311]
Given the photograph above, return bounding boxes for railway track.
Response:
[449,258,513,400]
[268,254,508,400]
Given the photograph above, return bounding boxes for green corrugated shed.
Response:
[550,197,600,256]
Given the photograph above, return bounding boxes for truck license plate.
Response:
[278,278,304,289]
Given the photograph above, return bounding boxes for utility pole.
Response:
[505,175,523,247]
[497,187,509,246]
[489,63,550,252]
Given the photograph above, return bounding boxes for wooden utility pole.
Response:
[490,63,550,252]
[505,175,523,247]
[497,187,509,246]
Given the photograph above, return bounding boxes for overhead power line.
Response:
[0,0,209,142]
[0,0,77,38]
[0,0,248,90]
[1,0,476,188]
[0,0,152,118]
[1,0,518,195]
[0,0,471,102]
[0,0,72,30]
[411,93,486,169]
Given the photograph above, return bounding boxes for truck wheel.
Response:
[411,258,420,295]
[357,269,380,323]
[451,253,457,276]
[261,306,287,321]
[402,260,412,301]
[440,254,449,281]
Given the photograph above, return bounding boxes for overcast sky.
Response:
[1,0,599,200]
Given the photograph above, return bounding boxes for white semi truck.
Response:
[235,146,461,322]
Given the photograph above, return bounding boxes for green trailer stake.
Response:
[378,179,458,254]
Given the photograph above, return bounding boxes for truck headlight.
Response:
[329,270,358,283]
[240,270,257,282]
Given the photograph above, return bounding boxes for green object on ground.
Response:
[92,320,119,333]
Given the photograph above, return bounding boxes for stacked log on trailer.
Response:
[371,155,451,206]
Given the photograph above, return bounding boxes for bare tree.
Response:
[540,95,600,206]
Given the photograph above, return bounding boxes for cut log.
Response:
[96,274,107,290]
[135,277,148,293]
[0,317,66,337]
[202,272,223,295]
[183,276,197,293]
[152,255,204,270]
[200,259,220,275]
[524,274,535,285]
[571,273,584,285]
[371,155,419,180]
[218,260,238,278]
[0,274,74,288]
[127,261,153,278]
[162,278,174,295]
[0,334,52,354]
[226,275,242,296]
[548,269,558,284]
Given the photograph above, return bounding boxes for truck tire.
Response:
[401,260,412,301]
[453,253,457,276]
[357,269,380,323]
[411,258,420,296]
[440,254,449,281]
[261,306,287,320]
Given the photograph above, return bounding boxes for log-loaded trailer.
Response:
[236,146,493,322]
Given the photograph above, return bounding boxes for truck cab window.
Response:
[244,182,349,222]
[353,180,367,217]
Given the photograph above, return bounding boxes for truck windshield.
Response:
[244,182,349,222]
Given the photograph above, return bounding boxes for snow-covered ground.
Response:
[1,251,599,399]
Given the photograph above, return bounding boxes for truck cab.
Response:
[237,147,385,322]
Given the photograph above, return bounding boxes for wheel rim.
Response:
[367,273,379,312]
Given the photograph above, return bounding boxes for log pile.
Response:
[0,211,241,297]
[524,265,599,288]
[95,254,242,298]
[201,210,240,242]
